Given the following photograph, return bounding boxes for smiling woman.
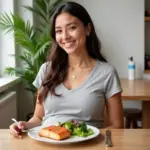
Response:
[9,1,123,138]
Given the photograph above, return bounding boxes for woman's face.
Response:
[55,12,90,54]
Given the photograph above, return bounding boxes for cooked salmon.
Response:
[38,125,71,140]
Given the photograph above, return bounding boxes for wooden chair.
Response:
[123,108,141,128]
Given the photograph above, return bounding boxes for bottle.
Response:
[128,57,135,80]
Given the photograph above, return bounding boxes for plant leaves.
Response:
[1,0,64,95]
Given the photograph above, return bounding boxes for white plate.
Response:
[28,125,100,144]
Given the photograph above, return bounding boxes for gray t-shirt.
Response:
[33,60,122,128]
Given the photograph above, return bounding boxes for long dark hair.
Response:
[38,1,107,102]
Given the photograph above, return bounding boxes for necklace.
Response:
[70,71,83,80]
[71,70,84,80]
[72,75,76,79]
[71,67,93,80]
[69,60,96,80]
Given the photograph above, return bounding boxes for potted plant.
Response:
[0,0,64,120]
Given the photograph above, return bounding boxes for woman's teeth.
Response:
[64,41,74,47]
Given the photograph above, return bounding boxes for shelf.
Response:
[144,70,150,74]
[145,17,150,21]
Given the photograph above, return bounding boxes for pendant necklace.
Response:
[71,68,93,80]
[72,75,76,79]
[71,72,81,80]
[70,70,82,80]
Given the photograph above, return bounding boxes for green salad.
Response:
[58,120,94,137]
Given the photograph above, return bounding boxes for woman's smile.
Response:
[63,40,76,48]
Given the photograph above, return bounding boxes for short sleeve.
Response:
[33,63,49,89]
[104,65,122,99]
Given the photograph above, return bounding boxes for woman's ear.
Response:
[86,23,91,36]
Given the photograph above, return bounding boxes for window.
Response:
[0,0,15,76]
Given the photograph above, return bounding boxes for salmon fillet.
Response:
[38,125,71,140]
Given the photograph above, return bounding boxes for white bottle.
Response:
[128,57,135,80]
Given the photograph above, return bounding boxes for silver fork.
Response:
[105,129,113,147]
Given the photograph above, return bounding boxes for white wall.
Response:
[72,0,144,79]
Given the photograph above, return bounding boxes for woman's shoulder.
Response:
[39,61,52,73]
[96,60,117,75]
[41,61,51,68]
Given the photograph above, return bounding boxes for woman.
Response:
[10,1,123,138]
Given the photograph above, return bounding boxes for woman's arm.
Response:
[105,92,124,128]
[9,91,45,138]
[26,94,45,129]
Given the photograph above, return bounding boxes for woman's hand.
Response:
[9,93,44,138]
[9,121,28,138]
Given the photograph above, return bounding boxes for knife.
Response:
[105,129,112,147]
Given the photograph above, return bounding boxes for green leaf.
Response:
[48,0,64,20]
[0,13,14,33]
[19,52,36,71]
[34,41,51,60]
[5,67,26,76]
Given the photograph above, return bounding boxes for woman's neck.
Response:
[68,53,95,69]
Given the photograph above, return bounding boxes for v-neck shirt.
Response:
[33,60,122,128]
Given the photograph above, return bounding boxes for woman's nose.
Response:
[62,30,70,39]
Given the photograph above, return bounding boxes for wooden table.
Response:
[1,129,150,150]
[121,79,150,128]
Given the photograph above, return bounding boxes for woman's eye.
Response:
[69,26,76,30]
[56,30,62,34]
